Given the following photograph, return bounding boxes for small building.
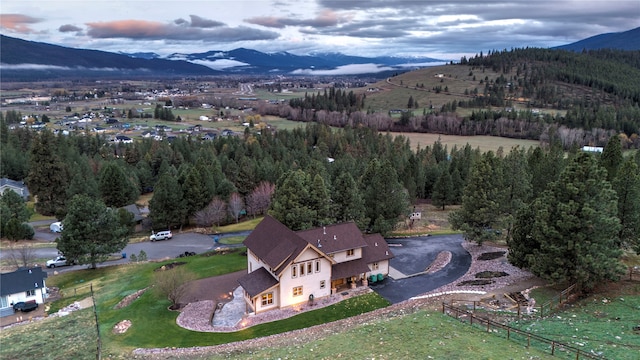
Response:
[0,178,30,200]
[582,146,604,153]
[0,267,48,317]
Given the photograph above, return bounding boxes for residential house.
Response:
[0,178,30,200]
[0,267,48,317]
[238,216,393,314]
[201,132,218,141]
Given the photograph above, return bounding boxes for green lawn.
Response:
[0,309,98,360]
[202,309,556,360]
[510,283,640,360]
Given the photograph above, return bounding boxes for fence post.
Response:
[527,334,530,347]
[91,283,101,360]
[507,327,510,340]
[551,341,555,355]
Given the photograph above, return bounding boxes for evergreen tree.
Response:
[269,169,315,231]
[510,152,625,291]
[27,130,69,216]
[600,135,623,181]
[0,189,33,240]
[182,165,206,219]
[57,195,129,269]
[500,147,532,240]
[308,174,333,227]
[332,171,367,228]
[431,166,454,210]
[149,173,186,230]
[449,152,502,244]
[360,158,409,235]
[98,161,139,208]
[66,157,99,201]
[612,158,640,252]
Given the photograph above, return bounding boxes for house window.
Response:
[307,262,313,274]
[372,262,379,270]
[347,249,355,256]
[292,266,297,278]
[26,289,35,297]
[0,296,8,308]
[300,263,305,276]
[320,280,326,289]
[315,260,321,273]
[261,292,273,306]
[293,286,303,297]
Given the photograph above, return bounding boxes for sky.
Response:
[1,0,639,61]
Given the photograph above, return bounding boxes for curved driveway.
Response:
[372,234,470,304]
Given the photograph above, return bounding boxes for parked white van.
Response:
[150,230,172,242]
[50,221,63,233]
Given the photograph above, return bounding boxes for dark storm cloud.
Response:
[59,24,82,33]
[317,0,640,41]
[85,19,279,42]
[246,9,341,28]
[188,15,225,28]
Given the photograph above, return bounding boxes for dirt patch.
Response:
[201,248,242,257]
[458,279,494,286]
[114,288,148,309]
[154,262,186,271]
[475,271,509,278]
[477,251,506,261]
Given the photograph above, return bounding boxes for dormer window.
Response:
[346,249,355,256]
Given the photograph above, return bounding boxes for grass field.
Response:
[509,282,640,360]
[393,132,539,153]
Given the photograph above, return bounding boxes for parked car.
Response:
[150,230,173,242]
[46,256,74,268]
[13,301,38,312]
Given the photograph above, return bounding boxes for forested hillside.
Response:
[266,48,640,150]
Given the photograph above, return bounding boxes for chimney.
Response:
[334,235,337,240]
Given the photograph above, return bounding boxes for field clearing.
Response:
[394,132,540,152]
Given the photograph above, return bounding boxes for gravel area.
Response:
[134,241,544,358]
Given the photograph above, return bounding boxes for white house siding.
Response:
[279,249,331,308]
[3,286,47,316]
[252,285,280,314]
[331,247,362,264]
[367,259,390,278]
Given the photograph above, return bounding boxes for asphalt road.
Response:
[370,234,471,304]
[2,225,243,275]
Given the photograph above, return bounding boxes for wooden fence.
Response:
[442,302,605,359]
[449,283,578,319]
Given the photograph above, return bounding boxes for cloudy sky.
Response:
[1,0,638,60]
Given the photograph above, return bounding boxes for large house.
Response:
[0,267,48,317]
[238,216,394,314]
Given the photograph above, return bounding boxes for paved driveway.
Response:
[371,234,471,304]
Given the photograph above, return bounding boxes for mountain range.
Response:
[553,27,640,51]
[1,26,638,81]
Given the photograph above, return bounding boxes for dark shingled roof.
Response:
[242,215,310,276]
[330,259,371,281]
[0,267,47,296]
[362,233,394,263]
[237,267,279,298]
[297,222,368,255]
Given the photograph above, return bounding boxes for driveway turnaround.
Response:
[371,234,471,304]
